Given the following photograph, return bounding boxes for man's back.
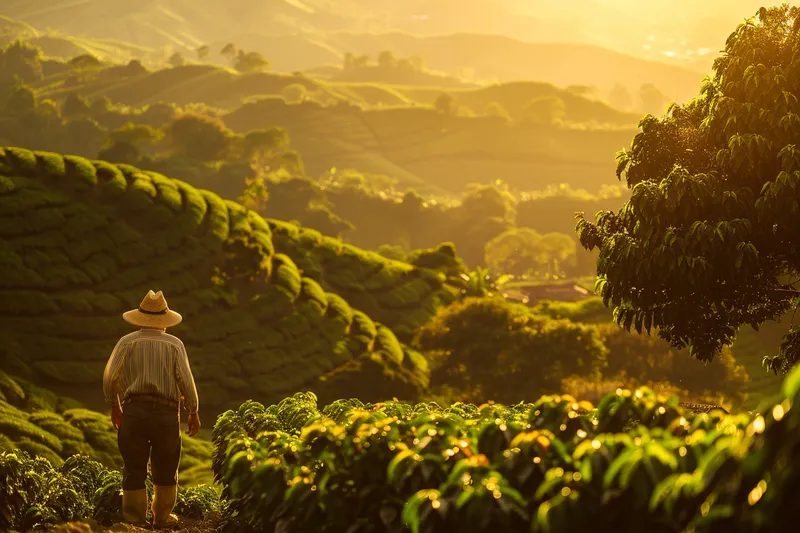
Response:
[103,329,198,412]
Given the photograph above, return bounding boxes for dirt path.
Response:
[45,516,220,533]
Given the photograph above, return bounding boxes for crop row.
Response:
[211,370,800,533]
[0,451,219,532]
[0,146,444,412]
[0,370,213,486]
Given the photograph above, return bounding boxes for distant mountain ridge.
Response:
[0,3,708,103]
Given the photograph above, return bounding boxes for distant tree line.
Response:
[342,50,425,71]
[164,42,269,73]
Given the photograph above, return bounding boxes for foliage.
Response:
[433,93,454,115]
[484,228,576,278]
[414,297,606,404]
[576,5,800,372]
[0,39,43,85]
[0,370,214,483]
[0,450,219,532]
[416,297,748,408]
[212,364,800,533]
[166,112,234,161]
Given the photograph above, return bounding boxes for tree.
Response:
[221,43,237,61]
[2,83,36,116]
[168,52,185,68]
[343,52,356,70]
[406,242,467,280]
[459,181,516,222]
[414,298,606,403]
[434,92,455,115]
[61,93,90,118]
[165,113,233,161]
[197,45,210,61]
[521,95,566,125]
[484,228,576,277]
[377,50,397,68]
[575,5,800,373]
[61,117,107,156]
[0,40,43,84]
[122,59,147,77]
[637,83,668,114]
[234,50,268,73]
[106,122,162,148]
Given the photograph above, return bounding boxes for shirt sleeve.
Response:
[102,339,129,407]
[174,340,199,414]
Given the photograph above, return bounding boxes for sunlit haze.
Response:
[1,2,800,531]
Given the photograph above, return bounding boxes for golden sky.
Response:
[511,0,775,70]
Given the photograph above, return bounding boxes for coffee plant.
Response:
[0,451,220,532]
[212,370,800,533]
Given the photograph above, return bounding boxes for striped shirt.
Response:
[103,329,199,413]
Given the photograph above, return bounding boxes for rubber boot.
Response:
[121,489,149,527]
[151,484,180,529]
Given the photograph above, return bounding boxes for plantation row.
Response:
[211,370,800,533]
[0,370,213,486]
[0,452,219,532]
[0,146,459,413]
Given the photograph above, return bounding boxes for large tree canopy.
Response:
[576,5,800,373]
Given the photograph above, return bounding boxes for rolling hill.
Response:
[0,7,709,104]
[0,146,461,420]
[29,63,639,195]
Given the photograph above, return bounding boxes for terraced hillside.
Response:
[0,146,457,418]
[0,370,213,486]
[36,66,639,126]
[221,98,635,192]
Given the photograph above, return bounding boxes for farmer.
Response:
[102,290,201,529]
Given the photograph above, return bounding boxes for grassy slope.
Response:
[0,370,213,486]
[0,146,459,419]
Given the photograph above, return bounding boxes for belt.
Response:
[123,394,180,408]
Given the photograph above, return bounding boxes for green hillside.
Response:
[0,370,213,486]
[34,64,639,125]
[0,146,459,419]
[218,97,635,193]
[26,63,638,194]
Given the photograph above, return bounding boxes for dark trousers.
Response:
[118,400,182,490]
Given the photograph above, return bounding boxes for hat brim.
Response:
[122,309,183,328]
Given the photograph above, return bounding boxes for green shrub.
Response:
[213,366,800,533]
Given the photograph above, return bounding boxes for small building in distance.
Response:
[502,281,592,306]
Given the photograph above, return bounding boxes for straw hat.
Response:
[123,290,182,328]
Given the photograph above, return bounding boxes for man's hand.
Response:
[186,412,201,437]
[111,405,123,430]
